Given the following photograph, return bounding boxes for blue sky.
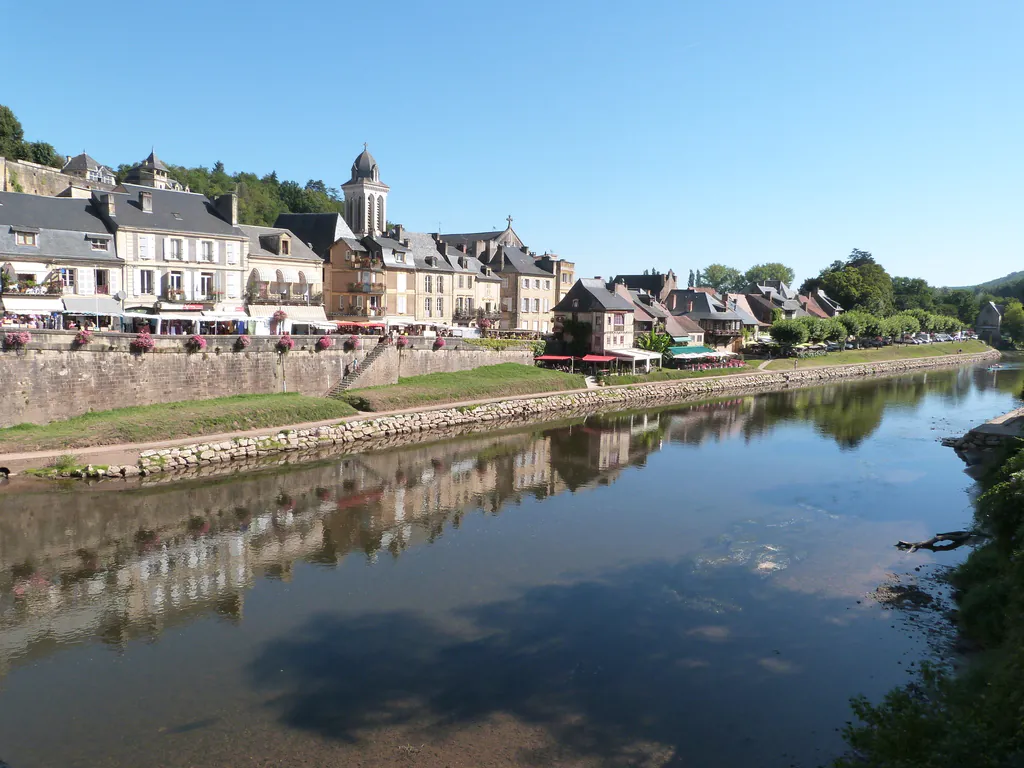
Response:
[6,0,1022,287]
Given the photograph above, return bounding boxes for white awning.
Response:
[63,296,121,315]
[157,312,204,321]
[1,296,64,314]
[278,268,300,284]
[246,304,328,321]
[249,267,274,283]
[609,349,662,361]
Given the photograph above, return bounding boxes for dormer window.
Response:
[88,237,109,251]
[281,239,290,255]
[15,231,38,247]
[572,299,579,308]
[395,253,405,263]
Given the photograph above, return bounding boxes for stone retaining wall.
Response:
[113,350,998,479]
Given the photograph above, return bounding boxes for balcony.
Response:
[2,282,63,296]
[348,282,386,293]
[345,306,386,318]
[703,326,741,337]
[247,293,317,306]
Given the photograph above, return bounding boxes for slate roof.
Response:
[238,225,322,263]
[666,289,743,322]
[665,314,704,337]
[442,246,502,282]
[366,236,416,270]
[402,231,455,273]
[488,244,549,276]
[439,230,506,247]
[99,185,243,238]
[554,279,636,313]
[725,293,769,326]
[799,292,830,319]
[62,153,113,175]
[614,274,669,295]
[0,191,119,263]
[628,290,671,319]
[274,212,356,259]
[351,148,378,180]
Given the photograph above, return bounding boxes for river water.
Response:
[0,364,1021,768]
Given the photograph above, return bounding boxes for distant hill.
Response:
[949,270,1024,292]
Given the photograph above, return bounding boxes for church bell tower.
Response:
[341,144,390,237]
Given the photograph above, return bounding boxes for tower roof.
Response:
[349,145,379,182]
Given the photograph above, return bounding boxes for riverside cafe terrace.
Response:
[534,346,739,375]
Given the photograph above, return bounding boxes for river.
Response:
[0,364,1021,768]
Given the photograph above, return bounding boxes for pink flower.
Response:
[315,335,334,351]
[276,333,295,352]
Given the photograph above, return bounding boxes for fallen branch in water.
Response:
[896,531,980,553]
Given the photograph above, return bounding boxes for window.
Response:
[169,271,183,291]
[522,298,529,312]
[89,237,109,251]
[424,297,432,317]
[437,276,444,293]
[533,298,540,313]
[467,276,473,288]
[281,239,290,255]
[339,296,346,311]
[572,299,579,308]
[200,272,214,298]
[534,279,540,289]
[522,278,529,289]
[424,275,433,293]
[138,235,152,260]
[169,239,183,260]
[544,279,551,290]
[59,268,75,290]
[200,241,214,262]
[436,297,443,314]
[458,275,464,289]
[466,298,473,312]
[542,321,549,333]
[533,321,539,331]
[456,297,464,313]
[561,273,569,284]
[395,252,405,263]
[15,231,37,247]
[501,277,508,289]
[543,298,549,312]
[614,314,624,326]
[140,269,154,294]
[396,272,407,292]
[397,295,407,314]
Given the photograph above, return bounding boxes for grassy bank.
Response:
[603,363,756,386]
[0,394,357,453]
[764,340,990,370]
[836,445,1024,767]
[342,363,586,412]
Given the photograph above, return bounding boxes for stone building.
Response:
[122,150,184,191]
[438,243,503,327]
[438,218,524,259]
[341,145,389,237]
[976,301,1004,345]
[329,232,417,326]
[484,244,556,332]
[239,224,328,332]
[553,278,636,354]
[535,253,575,302]
[61,153,116,186]
[665,288,744,352]
[92,185,247,321]
[612,269,678,303]
[0,191,122,321]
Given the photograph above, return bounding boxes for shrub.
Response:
[129,330,155,354]
[234,334,250,351]
[433,336,446,350]
[72,329,93,348]
[275,333,294,352]
[3,331,31,350]
[184,334,207,353]
[315,335,334,351]
[769,319,808,346]
[396,335,410,349]
[272,310,288,323]
[343,335,361,351]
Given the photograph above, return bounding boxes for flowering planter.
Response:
[130,331,155,354]
[315,335,334,351]
[343,335,361,352]
[3,331,30,351]
[276,333,295,353]
[234,334,251,351]
[433,337,446,350]
[396,335,410,349]
[184,334,207,353]
[72,329,93,348]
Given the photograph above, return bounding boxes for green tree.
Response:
[744,262,796,287]
[892,276,935,311]
[838,311,867,338]
[769,318,809,346]
[697,263,744,295]
[0,105,26,159]
[770,307,784,324]
[1002,300,1024,343]
[808,249,895,316]
[635,331,673,359]
[25,141,62,168]
[796,315,827,342]
[822,318,847,342]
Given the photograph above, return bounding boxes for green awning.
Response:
[669,345,715,356]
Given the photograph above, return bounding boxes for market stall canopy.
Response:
[581,354,616,362]
[63,296,121,315]
[668,345,716,357]
[248,305,328,322]
[535,355,572,361]
[2,296,64,314]
[610,349,662,361]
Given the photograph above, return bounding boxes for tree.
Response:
[699,263,744,295]
[770,307,784,324]
[822,318,847,342]
[892,277,935,311]
[687,270,695,288]
[837,311,865,339]
[770,318,809,346]
[744,262,795,288]
[811,249,895,316]
[25,141,61,168]
[635,331,673,359]
[796,316,828,342]
[0,105,26,159]
[1002,300,1024,344]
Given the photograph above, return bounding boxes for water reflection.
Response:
[0,365,1020,680]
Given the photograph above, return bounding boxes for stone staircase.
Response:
[327,344,389,399]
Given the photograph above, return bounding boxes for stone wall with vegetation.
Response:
[0,331,532,426]
[119,349,1001,478]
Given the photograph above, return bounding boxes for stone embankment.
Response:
[943,404,1024,466]
[117,350,997,478]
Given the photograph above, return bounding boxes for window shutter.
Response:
[226,241,238,265]
[76,268,95,296]
[190,271,201,300]
[132,267,141,296]
[163,237,172,260]
[226,272,240,299]
[212,241,220,264]
[147,235,156,260]
[108,268,121,296]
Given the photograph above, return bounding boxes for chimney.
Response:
[65,155,72,165]
[402,238,410,248]
[100,192,115,218]
[139,190,152,213]
[394,224,404,241]
[459,243,467,253]
[214,192,238,226]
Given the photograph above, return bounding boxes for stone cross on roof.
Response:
[506,215,513,227]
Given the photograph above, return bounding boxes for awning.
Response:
[669,345,716,357]
[535,355,571,361]
[281,305,328,322]
[277,268,300,283]
[581,354,616,362]
[2,296,64,314]
[249,267,274,283]
[156,312,203,321]
[610,349,662,361]
[63,296,121,315]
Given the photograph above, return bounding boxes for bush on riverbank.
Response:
[601,364,756,386]
[766,340,989,370]
[0,394,358,452]
[341,363,586,412]
[836,442,1024,768]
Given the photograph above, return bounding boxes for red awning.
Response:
[535,355,572,361]
[581,354,617,362]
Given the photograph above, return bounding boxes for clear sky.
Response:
[6,0,1022,287]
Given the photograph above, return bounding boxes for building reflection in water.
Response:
[0,364,1017,676]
